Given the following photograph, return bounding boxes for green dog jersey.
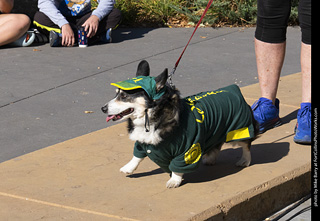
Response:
[133,84,255,174]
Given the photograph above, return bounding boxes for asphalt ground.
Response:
[0,27,302,163]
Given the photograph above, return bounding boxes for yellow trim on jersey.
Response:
[226,127,250,142]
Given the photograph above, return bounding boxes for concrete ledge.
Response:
[192,164,311,220]
[0,73,311,220]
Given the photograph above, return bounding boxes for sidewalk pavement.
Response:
[0,27,310,220]
[0,72,311,220]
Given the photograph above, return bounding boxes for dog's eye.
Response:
[120,92,127,99]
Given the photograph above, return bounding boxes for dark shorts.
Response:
[255,0,311,44]
[33,8,121,37]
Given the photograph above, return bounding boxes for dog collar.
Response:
[110,76,166,100]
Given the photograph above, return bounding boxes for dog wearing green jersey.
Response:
[101,60,259,188]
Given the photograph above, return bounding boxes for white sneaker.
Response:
[10,30,35,47]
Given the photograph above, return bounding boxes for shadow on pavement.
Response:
[125,141,290,187]
[112,28,155,43]
[183,142,290,185]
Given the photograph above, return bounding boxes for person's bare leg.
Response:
[301,42,311,103]
[255,38,286,104]
[293,42,311,144]
[0,14,30,46]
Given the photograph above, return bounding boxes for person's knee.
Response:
[18,14,31,30]
[10,14,31,32]
[104,8,122,29]
[255,0,291,43]
[33,11,43,24]
[111,8,122,19]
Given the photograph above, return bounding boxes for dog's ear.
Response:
[155,68,168,92]
[136,60,150,77]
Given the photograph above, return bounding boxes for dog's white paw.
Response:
[166,177,182,188]
[120,156,143,175]
[120,163,136,174]
[236,157,251,167]
[166,172,183,188]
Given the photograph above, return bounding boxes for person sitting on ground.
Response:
[33,0,121,47]
[0,0,34,47]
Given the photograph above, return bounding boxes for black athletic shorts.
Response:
[255,0,311,45]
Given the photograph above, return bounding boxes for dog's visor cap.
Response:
[110,76,165,100]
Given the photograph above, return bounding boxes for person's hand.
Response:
[82,15,99,38]
[61,23,75,47]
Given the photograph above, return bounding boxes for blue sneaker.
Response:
[294,103,311,145]
[251,97,282,133]
[100,28,112,43]
[49,30,62,47]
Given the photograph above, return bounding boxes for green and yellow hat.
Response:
[110,76,166,100]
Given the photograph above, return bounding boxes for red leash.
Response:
[168,0,214,88]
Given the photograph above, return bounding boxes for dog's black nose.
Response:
[101,105,108,113]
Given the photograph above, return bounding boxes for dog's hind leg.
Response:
[235,140,252,167]
[202,143,223,166]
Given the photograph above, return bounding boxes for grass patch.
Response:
[92,0,299,27]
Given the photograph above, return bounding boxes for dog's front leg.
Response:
[120,156,144,175]
[166,172,184,188]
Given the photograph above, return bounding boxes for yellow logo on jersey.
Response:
[184,143,202,165]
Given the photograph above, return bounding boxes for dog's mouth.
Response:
[106,108,134,122]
